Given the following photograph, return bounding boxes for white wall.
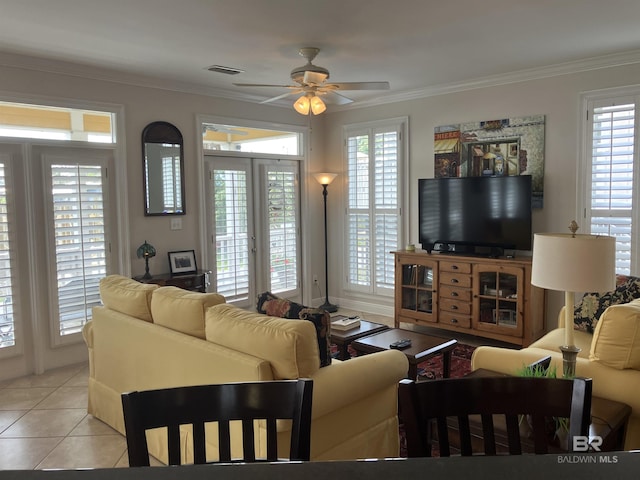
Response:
[323,63,640,324]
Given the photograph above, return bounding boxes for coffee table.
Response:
[330,319,389,360]
[351,329,457,380]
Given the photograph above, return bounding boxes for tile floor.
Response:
[0,310,397,470]
[0,362,142,470]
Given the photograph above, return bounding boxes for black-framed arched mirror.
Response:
[142,121,185,215]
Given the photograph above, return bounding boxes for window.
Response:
[0,101,115,143]
[203,123,301,155]
[344,119,406,295]
[581,89,639,275]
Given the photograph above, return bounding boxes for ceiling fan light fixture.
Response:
[293,95,311,115]
[310,95,326,115]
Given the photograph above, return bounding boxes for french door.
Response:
[0,143,115,378]
[205,156,301,308]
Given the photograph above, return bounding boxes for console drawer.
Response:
[439,285,472,302]
[439,311,472,328]
[439,298,472,315]
[439,261,472,274]
[439,272,472,288]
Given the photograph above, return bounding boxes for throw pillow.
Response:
[573,275,640,333]
[206,304,320,379]
[99,275,159,322]
[257,291,332,367]
[151,286,225,339]
[589,298,640,369]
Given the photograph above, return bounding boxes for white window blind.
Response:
[213,168,250,301]
[265,167,298,293]
[0,162,16,350]
[345,123,402,294]
[51,164,107,337]
[586,100,636,274]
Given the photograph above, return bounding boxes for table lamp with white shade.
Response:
[531,221,616,377]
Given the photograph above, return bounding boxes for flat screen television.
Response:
[418,175,532,255]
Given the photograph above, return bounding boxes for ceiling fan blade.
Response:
[321,90,355,105]
[259,90,302,104]
[328,81,390,91]
[303,71,329,85]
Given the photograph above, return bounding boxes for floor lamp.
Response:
[314,173,338,313]
[531,221,616,377]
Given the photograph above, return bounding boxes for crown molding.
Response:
[334,48,640,111]
[0,51,268,105]
[2,48,640,111]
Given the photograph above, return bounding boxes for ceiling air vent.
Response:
[206,65,244,75]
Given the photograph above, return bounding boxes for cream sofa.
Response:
[471,300,640,450]
[82,275,409,463]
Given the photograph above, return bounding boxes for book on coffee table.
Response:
[331,316,361,331]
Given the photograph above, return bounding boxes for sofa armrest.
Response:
[471,345,565,376]
[310,349,408,419]
[82,321,93,348]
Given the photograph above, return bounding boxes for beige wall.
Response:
[2,58,640,325]
[323,62,640,322]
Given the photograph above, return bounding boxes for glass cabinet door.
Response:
[398,258,437,323]
[474,265,524,336]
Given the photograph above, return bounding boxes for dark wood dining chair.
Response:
[121,379,313,467]
[399,376,592,456]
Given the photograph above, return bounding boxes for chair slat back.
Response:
[399,376,592,457]
[122,379,313,467]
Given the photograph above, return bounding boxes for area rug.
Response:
[416,343,475,380]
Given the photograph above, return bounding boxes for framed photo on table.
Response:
[168,250,197,275]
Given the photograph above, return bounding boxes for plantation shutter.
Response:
[0,161,16,350]
[347,133,371,288]
[50,163,107,338]
[374,131,399,289]
[345,122,402,294]
[264,165,299,294]
[588,101,636,274]
[212,166,250,301]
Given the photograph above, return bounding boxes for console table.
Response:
[134,270,210,293]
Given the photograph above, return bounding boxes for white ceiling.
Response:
[2,0,640,110]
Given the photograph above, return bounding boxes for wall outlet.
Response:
[313,275,318,284]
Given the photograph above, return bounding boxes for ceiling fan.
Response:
[233,47,390,115]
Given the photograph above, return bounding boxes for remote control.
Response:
[390,339,412,350]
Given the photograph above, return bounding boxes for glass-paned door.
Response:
[205,156,301,307]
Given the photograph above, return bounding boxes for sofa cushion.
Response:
[99,275,159,322]
[589,298,640,369]
[257,291,332,367]
[151,287,225,339]
[205,303,320,379]
[573,274,640,333]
